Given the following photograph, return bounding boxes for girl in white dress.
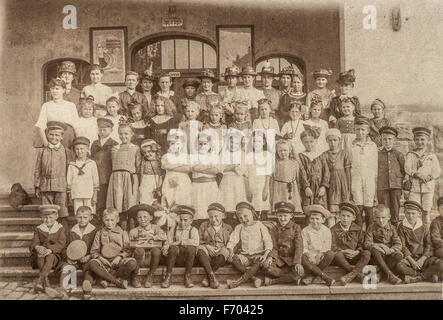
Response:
[105,96,127,144]
[304,99,329,157]
[280,102,306,159]
[252,98,281,139]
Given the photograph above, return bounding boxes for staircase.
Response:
[0,195,441,300]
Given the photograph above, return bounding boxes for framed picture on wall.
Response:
[90,26,128,85]
[216,25,254,83]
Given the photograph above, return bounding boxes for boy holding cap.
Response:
[196,203,233,289]
[430,196,443,259]
[88,208,137,289]
[30,204,67,293]
[67,137,99,216]
[396,200,442,283]
[364,204,403,284]
[91,118,119,221]
[162,205,199,289]
[405,127,441,225]
[226,202,273,289]
[350,116,378,227]
[128,204,167,288]
[331,202,371,286]
[60,206,97,299]
[34,121,72,231]
[263,201,304,286]
[377,126,405,226]
[301,204,335,286]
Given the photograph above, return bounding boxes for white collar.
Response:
[48,143,62,149]
[71,223,96,238]
[37,221,63,234]
[402,218,423,231]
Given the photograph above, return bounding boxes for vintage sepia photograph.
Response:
[0,0,443,304]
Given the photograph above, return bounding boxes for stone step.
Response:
[0,247,31,266]
[0,232,33,249]
[0,217,41,232]
[0,205,41,218]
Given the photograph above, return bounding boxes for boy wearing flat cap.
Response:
[396,200,443,283]
[263,201,304,286]
[128,204,167,288]
[162,205,199,289]
[377,126,405,226]
[301,205,335,286]
[88,208,137,289]
[196,203,233,289]
[91,118,119,221]
[30,205,67,293]
[405,127,441,226]
[350,116,378,227]
[226,202,273,289]
[364,204,403,284]
[34,121,73,231]
[430,197,443,259]
[331,202,371,286]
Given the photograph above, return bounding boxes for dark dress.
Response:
[299,152,330,208]
[321,150,351,212]
[149,117,176,154]
[368,118,391,147]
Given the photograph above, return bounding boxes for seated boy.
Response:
[396,200,443,283]
[430,196,443,259]
[87,208,137,289]
[226,202,273,289]
[363,204,403,284]
[263,201,304,286]
[128,204,167,288]
[196,203,233,289]
[60,206,97,299]
[301,205,335,286]
[331,202,371,286]
[162,205,199,289]
[30,205,67,293]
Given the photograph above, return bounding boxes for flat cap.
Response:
[97,117,114,128]
[207,202,226,214]
[379,126,398,137]
[235,201,255,213]
[339,202,359,217]
[46,121,66,131]
[274,201,295,214]
[66,240,87,261]
[173,205,196,217]
[39,204,60,215]
[182,78,200,89]
[305,204,330,219]
[403,200,423,213]
[354,116,370,126]
[72,136,90,147]
[412,127,431,137]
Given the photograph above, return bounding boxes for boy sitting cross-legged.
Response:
[226,202,273,289]
[363,204,403,284]
[331,202,371,286]
[301,205,335,286]
[128,204,167,288]
[263,201,304,286]
[196,203,233,289]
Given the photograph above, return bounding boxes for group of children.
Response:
[31,61,443,298]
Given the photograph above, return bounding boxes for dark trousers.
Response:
[196,250,226,276]
[370,248,402,275]
[166,245,196,274]
[96,184,108,217]
[301,251,335,277]
[264,263,304,284]
[356,206,374,228]
[36,253,59,278]
[133,247,161,276]
[333,250,371,274]
[377,189,402,225]
[87,258,137,284]
[395,256,443,280]
[231,255,261,281]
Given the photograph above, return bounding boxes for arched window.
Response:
[42,58,90,102]
[255,55,306,88]
[132,35,217,93]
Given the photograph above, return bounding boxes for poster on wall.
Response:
[216,25,254,82]
[90,26,128,85]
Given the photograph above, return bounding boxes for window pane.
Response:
[161,40,174,69]
[189,40,202,69]
[280,58,290,71]
[203,44,216,69]
[175,39,189,69]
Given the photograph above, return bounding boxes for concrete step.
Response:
[0,232,33,248]
[0,217,41,232]
[0,205,41,218]
[0,247,31,266]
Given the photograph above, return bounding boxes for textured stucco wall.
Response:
[0,0,341,192]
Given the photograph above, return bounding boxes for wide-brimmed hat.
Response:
[240,66,257,76]
[312,68,333,79]
[223,65,241,80]
[58,61,77,75]
[337,69,356,85]
[259,62,275,76]
[198,69,218,82]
